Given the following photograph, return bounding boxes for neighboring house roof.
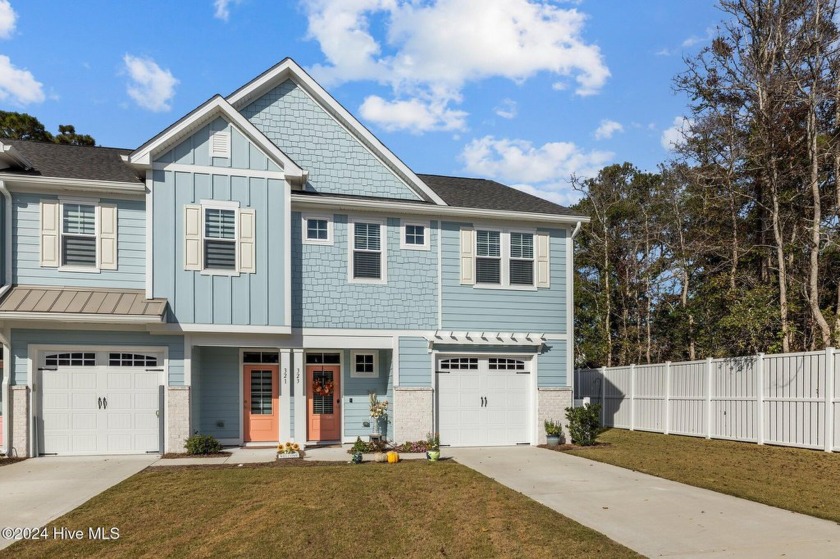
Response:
[0,140,142,184]
[418,174,579,217]
[0,286,167,322]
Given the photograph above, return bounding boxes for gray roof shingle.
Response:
[418,174,578,216]
[2,140,142,183]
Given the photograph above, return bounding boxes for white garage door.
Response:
[40,351,162,456]
[437,356,531,446]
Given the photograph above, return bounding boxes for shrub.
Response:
[544,419,563,437]
[564,403,602,446]
[185,434,223,455]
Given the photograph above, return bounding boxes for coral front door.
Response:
[243,365,279,442]
[307,364,341,441]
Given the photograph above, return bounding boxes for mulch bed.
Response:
[162,452,232,459]
[0,457,27,466]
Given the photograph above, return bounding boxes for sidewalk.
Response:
[448,446,840,558]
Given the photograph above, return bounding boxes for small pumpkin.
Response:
[374,452,387,463]
[386,451,400,464]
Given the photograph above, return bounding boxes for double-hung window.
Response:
[476,230,501,284]
[203,207,237,270]
[509,232,534,286]
[62,203,97,267]
[464,228,544,289]
[350,220,385,282]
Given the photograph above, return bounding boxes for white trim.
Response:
[0,173,144,194]
[292,193,589,225]
[279,349,291,442]
[0,312,164,324]
[399,220,430,251]
[1,327,10,456]
[209,129,231,159]
[199,199,240,209]
[284,186,292,327]
[292,349,306,443]
[57,199,100,273]
[145,175,154,298]
[200,202,240,276]
[301,213,333,245]
[149,323,291,334]
[350,350,378,378]
[151,162,288,180]
[347,216,387,285]
[225,59,446,205]
[566,225,575,389]
[183,335,193,387]
[473,226,537,290]
[130,95,305,181]
[436,220,443,329]
[392,335,400,388]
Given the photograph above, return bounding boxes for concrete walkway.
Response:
[449,446,840,558]
[0,455,157,551]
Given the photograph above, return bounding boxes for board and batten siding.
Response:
[440,221,567,333]
[398,337,431,387]
[193,346,241,440]
[156,116,282,172]
[538,342,568,388]
[9,329,184,385]
[151,169,286,326]
[13,193,145,288]
[242,80,421,201]
[342,349,393,440]
[291,213,437,329]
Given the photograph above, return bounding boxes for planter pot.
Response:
[351,451,363,464]
[546,435,561,448]
[427,450,441,462]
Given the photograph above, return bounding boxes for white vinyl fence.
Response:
[575,349,840,452]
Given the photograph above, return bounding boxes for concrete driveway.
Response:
[0,455,157,551]
[449,446,840,558]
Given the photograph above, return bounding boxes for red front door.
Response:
[243,365,279,442]
[307,364,341,441]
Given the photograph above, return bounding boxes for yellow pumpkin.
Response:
[387,451,400,464]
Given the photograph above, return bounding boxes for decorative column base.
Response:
[10,385,30,457]
[394,387,433,443]
[537,388,572,445]
[167,386,191,454]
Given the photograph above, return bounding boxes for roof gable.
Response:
[0,140,141,184]
[227,58,446,205]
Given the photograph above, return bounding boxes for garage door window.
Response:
[109,353,159,367]
[488,358,526,371]
[439,358,478,370]
[45,352,96,367]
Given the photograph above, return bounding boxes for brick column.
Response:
[394,387,433,443]
[167,386,191,453]
[537,387,572,445]
[10,385,30,457]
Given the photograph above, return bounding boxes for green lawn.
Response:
[564,429,840,523]
[2,461,639,558]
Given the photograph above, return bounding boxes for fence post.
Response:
[756,353,764,446]
[600,366,607,426]
[825,348,835,453]
[630,364,636,431]
[706,357,713,439]
[664,361,671,435]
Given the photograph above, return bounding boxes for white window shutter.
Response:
[184,204,202,271]
[238,208,256,274]
[40,200,60,267]
[460,227,475,285]
[536,232,550,288]
[98,204,118,270]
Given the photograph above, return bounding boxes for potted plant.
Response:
[369,392,389,435]
[544,419,563,447]
[426,432,441,461]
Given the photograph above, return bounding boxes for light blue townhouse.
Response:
[0,59,586,457]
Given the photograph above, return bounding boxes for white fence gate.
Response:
[575,349,840,452]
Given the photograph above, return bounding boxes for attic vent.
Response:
[210,130,230,159]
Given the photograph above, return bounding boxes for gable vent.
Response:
[210,130,230,159]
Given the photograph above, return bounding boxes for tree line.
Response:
[574,0,840,367]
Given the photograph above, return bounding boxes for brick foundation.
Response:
[10,385,30,457]
[167,386,191,453]
[537,387,572,445]
[394,387,433,443]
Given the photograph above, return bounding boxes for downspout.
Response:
[571,220,582,240]
[567,220,582,411]
[0,181,10,455]
[0,328,9,456]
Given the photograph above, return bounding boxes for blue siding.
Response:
[151,170,286,326]
[157,116,281,172]
[398,337,430,387]
[342,349,393,440]
[440,222,567,332]
[291,214,437,329]
[13,193,146,288]
[242,80,421,201]
[538,342,568,387]
[195,346,240,440]
[9,329,184,385]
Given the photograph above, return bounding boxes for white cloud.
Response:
[0,1,16,39]
[359,95,467,132]
[122,54,178,112]
[304,0,609,133]
[594,119,623,140]
[0,55,44,105]
[682,27,715,48]
[213,0,242,21]
[493,98,517,120]
[460,135,612,205]
[661,116,693,151]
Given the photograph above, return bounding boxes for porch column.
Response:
[279,349,291,442]
[292,349,306,444]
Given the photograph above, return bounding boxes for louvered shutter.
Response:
[238,208,256,274]
[40,200,60,267]
[209,130,230,159]
[184,204,202,270]
[536,232,550,288]
[459,227,475,285]
[98,204,118,270]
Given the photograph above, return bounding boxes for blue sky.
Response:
[0,0,722,205]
